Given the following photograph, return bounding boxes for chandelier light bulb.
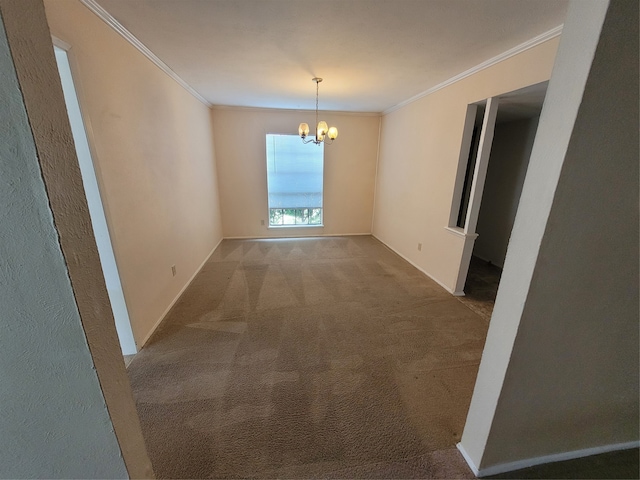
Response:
[298,77,338,145]
[317,121,328,137]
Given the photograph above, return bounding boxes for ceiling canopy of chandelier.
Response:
[298,78,338,145]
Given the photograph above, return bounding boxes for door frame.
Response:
[449,97,499,295]
[53,38,137,355]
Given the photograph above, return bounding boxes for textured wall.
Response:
[462,0,638,470]
[43,0,223,346]
[0,7,128,478]
[54,45,137,355]
[212,107,380,238]
[372,38,560,292]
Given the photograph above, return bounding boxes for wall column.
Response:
[459,0,639,475]
[0,0,153,477]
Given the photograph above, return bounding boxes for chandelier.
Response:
[298,77,338,145]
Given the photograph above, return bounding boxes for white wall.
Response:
[460,0,638,472]
[44,0,224,346]
[212,108,380,238]
[0,3,140,476]
[372,38,560,292]
[473,116,539,268]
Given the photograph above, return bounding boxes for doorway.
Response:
[53,43,137,355]
[452,82,548,317]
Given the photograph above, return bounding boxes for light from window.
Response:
[266,134,323,226]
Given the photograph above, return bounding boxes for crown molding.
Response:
[211,104,380,116]
[383,24,564,116]
[77,1,561,115]
[79,0,211,107]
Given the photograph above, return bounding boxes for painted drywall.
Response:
[43,0,223,346]
[0,9,128,478]
[372,37,560,292]
[461,0,638,471]
[211,107,379,238]
[1,0,154,476]
[54,45,137,355]
[473,116,539,268]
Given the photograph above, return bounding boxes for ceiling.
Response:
[94,0,569,113]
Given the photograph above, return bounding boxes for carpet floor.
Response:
[128,236,489,478]
[456,256,502,322]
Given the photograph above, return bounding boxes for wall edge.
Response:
[476,441,640,477]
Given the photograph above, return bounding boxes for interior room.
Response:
[459,82,547,320]
[0,0,637,478]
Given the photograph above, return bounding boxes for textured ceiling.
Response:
[94,0,569,113]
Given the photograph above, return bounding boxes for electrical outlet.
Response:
[417,243,422,251]
[261,219,265,226]
[171,265,176,276]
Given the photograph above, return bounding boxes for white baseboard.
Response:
[223,232,371,240]
[140,237,223,348]
[371,235,455,294]
[458,440,640,478]
[456,442,480,476]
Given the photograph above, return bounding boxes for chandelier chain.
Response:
[315,80,319,129]
[298,77,337,145]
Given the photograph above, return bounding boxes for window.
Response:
[266,134,323,226]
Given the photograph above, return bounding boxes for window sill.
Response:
[268,224,324,229]
[444,226,478,239]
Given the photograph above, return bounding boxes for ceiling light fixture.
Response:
[298,77,338,145]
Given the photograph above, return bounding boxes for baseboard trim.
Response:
[223,233,371,240]
[371,234,455,295]
[140,237,223,348]
[456,443,480,476]
[458,440,640,478]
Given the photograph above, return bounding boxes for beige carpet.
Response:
[128,236,488,479]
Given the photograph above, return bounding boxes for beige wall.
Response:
[372,38,560,292]
[211,108,379,238]
[461,0,638,472]
[44,0,223,346]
